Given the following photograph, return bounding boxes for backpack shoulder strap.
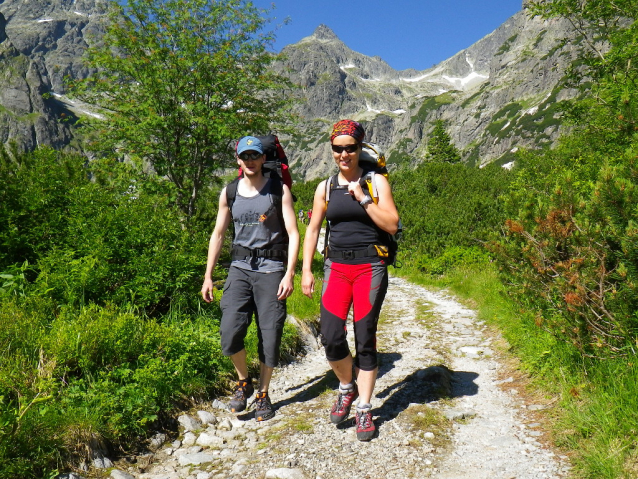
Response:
[360,171,379,204]
[324,174,339,207]
[226,177,241,217]
[268,178,288,241]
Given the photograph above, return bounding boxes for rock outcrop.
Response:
[0,0,108,151]
[277,10,583,180]
[0,1,584,178]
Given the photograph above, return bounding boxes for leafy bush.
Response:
[494,145,638,357]
[0,147,86,271]
[416,246,490,276]
[0,148,207,314]
[0,299,235,475]
[392,161,512,266]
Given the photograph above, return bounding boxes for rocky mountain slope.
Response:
[277,12,582,180]
[0,0,582,179]
[0,0,108,151]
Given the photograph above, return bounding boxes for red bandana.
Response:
[330,119,365,143]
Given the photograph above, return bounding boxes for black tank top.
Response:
[326,179,381,264]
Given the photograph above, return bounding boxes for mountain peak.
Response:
[312,24,340,41]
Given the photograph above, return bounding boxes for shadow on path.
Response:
[374,365,479,428]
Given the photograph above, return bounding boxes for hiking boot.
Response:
[229,378,254,413]
[254,391,275,421]
[355,406,375,441]
[330,383,358,424]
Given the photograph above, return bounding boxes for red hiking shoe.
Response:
[355,406,375,441]
[330,384,358,424]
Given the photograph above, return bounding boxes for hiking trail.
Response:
[109,276,571,479]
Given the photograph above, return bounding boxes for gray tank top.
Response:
[230,178,286,273]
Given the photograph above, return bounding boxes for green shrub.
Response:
[392,161,512,260]
[0,147,87,270]
[417,246,490,276]
[0,299,237,476]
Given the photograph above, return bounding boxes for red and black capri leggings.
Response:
[320,259,389,371]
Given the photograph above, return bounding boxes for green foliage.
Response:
[292,177,323,213]
[71,0,294,219]
[0,147,87,270]
[494,2,638,359]
[494,144,638,357]
[416,246,490,276]
[0,299,235,474]
[34,181,205,313]
[529,0,638,147]
[392,161,512,273]
[0,147,206,314]
[412,93,454,124]
[425,120,461,163]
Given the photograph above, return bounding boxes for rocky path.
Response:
[107,276,571,479]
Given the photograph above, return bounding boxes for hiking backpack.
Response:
[324,141,402,267]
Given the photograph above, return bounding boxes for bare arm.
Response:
[201,187,232,303]
[301,180,327,298]
[277,184,300,300]
[348,174,399,234]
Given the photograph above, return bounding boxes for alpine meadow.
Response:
[1,0,638,478]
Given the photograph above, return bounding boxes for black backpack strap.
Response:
[266,177,288,241]
[323,174,339,257]
[225,177,240,217]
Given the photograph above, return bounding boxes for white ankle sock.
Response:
[339,382,354,393]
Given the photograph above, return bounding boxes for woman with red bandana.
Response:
[302,119,399,441]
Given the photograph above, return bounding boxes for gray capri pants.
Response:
[220,266,286,368]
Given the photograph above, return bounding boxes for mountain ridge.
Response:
[0,1,581,179]
[277,13,581,180]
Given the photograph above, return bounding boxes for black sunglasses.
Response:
[331,144,359,154]
[239,151,262,161]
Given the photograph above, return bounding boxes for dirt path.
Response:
[111,276,571,479]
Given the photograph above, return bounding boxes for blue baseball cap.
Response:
[236,136,264,155]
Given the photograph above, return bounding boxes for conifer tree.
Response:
[425,120,461,163]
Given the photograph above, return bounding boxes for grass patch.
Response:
[399,404,452,450]
[411,93,455,124]
[414,300,437,328]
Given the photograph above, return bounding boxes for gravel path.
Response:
[108,276,571,479]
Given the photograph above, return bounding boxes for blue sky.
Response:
[254,0,523,71]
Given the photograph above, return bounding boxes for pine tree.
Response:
[425,120,461,163]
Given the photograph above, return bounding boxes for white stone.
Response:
[92,455,113,469]
[217,418,233,431]
[182,432,197,446]
[177,452,216,466]
[178,414,202,432]
[264,468,307,479]
[196,432,224,447]
[110,470,135,479]
[197,411,217,425]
